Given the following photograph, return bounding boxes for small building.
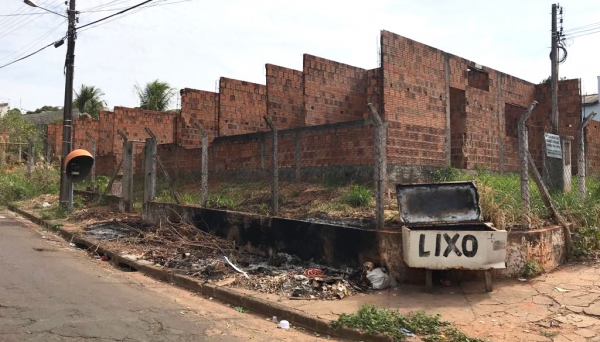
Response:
[0,103,8,118]
[582,76,600,121]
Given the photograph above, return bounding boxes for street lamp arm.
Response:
[23,0,67,18]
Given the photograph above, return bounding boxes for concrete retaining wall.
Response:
[142,201,567,281]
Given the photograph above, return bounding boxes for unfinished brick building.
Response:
[46,29,595,181]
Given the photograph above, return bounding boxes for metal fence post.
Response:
[194,123,209,207]
[264,115,278,216]
[367,103,387,230]
[143,137,157,204]
[517,101,538,229]
[579,111,596,198]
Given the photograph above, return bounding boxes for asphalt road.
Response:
[0,211,323,342]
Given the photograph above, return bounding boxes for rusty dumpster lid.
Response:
[396,181,482,225]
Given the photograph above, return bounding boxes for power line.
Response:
[0,19,66,63]
[563,21,600,33]
[0,0,56,31]
[76,0,154,30]
[0,0,187,71]
[79,0,132,12]
[0,12,49,17]
[80,0,190,13]
[567,29,600,39]
[0,36,65,70]
[77,0,185,33]
[0,0,60,36]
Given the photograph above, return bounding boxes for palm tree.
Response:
[74,85,106,119]
[135,80,176,112]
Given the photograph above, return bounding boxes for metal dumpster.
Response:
[397,181,507,292]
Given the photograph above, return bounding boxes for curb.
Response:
[7,205,390,342]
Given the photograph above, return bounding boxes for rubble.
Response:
[81,218,367,300]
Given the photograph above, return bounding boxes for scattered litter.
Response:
[523,330,530,333]
[42,202,51,208]
[100,255,110,262]
[366,267,394,290]
[208,297,213,301]
[441,279,451,286]
[0,215,6,219]
[224,256,249,279]
[272,316,277,323]
[479,321,484,323]
[555,287,569,293]
[79,217,365,300]
[278,320,290,329]
[41,236,47,239]
[518,278,528,282]
[400,328,414,337]
[69,242,76,247]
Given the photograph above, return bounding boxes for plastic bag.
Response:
[366,267,394,290]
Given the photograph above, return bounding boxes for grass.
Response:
[341,184,373,207]
[521,260,545,279]
[333,305,486,342]
[432,167,600,259]
[0,165,60,206]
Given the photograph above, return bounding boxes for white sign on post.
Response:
[544,133,562,159]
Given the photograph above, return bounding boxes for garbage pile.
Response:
[82,218,389,300]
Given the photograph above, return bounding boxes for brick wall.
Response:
[586,121,600,174]
[381,31,447,167]
[179,88,219,148]
[366,68,382,114]
[531,80,581,173]
[72,116,100,152]
[303,54,369,125]
[211,120,374,174]
[266,64,305,129]
[218,77,267,136]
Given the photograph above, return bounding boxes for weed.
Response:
[258,203,270,215]
[522,260,545,279]
[0,165,59,205]
[333,305,485,342]
[290,189,300,197]
[540,331,558,339]
[181,193,198,205]
[341,185,373,207]
[431,167,461,182]
[234,306,248,313]
[206,194,237,210]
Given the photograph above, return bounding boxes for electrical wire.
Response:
[77,0,183,33]
[80,0,190,13]
[563,22,600,33]
[0,12,49,17]
[0,36,65,70]
[0,19,66,63]
[567,29,600,39]
[78,0,132,12]
[0,0,60,36]
[76,0,153,30]
[0,0,186,70]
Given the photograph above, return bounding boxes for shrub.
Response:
[341,185,373,207]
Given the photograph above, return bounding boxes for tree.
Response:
[0,108,42,143]
[135,80,176,112]
[26,105,60,114]
[74,84,106,119]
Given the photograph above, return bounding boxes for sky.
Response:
[0,0,599,112]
